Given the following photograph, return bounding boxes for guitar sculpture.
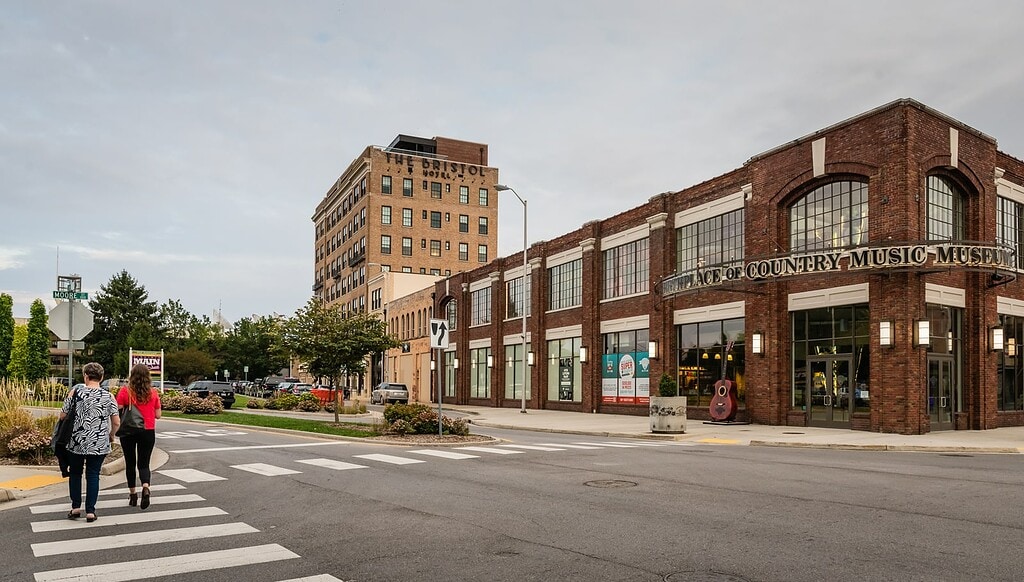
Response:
[709,341,738,421]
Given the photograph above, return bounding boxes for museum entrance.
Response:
[807,356,854,427]
[927,355,956,431]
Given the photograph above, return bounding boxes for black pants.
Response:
[118,429,156,489]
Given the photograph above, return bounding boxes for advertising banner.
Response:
[601,354,619,403]
[130,350,163,374]
[558,357,574,401]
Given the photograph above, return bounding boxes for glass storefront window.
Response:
[469,347,491,399]
[675,318,746,408]
[503,343,532,400]
[998,315,1024,411]
[791,305,870,413]
[601,329,651,405]
[547,337,582,403]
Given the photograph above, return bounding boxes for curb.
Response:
[468,420,683,441]
[749,440,1022,453]
[0,453,126,505]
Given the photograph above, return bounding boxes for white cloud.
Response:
[0,247,29,270]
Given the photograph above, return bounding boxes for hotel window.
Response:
[478,244,488,263]
[471,287,491,326]
[927,176,964,241]
[997,196,1024,269]
[380,235,391,255]
[430,240,441,257]
[602,238,649,299]
[478,217,488,235]
[460,186,469,204]
[402,237,412,256]
[381,176,392,195]
[790,180,868,251]
[459,243,469,261]
[677,208,744,273]
[431,182,442,199]
[548,259,582,311]
[479,188,489,206]
[504,343,532,401]
[506,275,531,318]
[470,347,491,398]
[402,178,413,197]
[381,206,392,225]
[360,208,366,228]
[402,208,413,227]
[430,211,442,229]
[446,300,458,331]
[459,214,469,233]
[402,266,412,273]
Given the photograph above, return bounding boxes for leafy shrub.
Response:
[34,414,58,436]
[296,393,322,412]
[161,394,188,411]
[382,403,469,436]
[0,408,36,457]
[181,395,223,414]
[383,403,432,425]
[324,402,367,414]
[266,394,300,411]
[246,398,264,409]
[7,428,52,463]
[658,373,679,397]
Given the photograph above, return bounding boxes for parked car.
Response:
[182,380,236,408]
[292,383,314,394]
[153,380,181,391]
[371,382,409,405]
[99,378,127,391]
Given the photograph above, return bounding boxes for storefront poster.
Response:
[601,354,619,403]
[558,357,574,401]
[635,350,650,405]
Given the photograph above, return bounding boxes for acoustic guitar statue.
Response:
[709,341,738,421]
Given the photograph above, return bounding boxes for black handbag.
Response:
[116,393,146,437]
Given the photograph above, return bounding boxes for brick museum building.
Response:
[432,99,1024,434]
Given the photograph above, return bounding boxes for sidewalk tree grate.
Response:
[584,480,637,488]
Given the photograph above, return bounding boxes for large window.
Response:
[470,347,491,399]
[790,180,868,251]
[460,186,469,204]
[459,215,469,233]
[459,243,469,261]
[430,240,441,257]
[790,306,869,412]
[677,208,744,272]
[602,238,649,299]
[471,287,491,326]
[446,300,457,331]
[998,314,1024,411]
[431,182,442,199]
[401,237,412,256]
[548,259,582,311]
[381,176,392,195]
[678,318,746,408]
[380,235,391,255]
[479,188,489,206]
[381,206,392,225]
[402,178,413,197]
[927,176,964,241]
[506,275,531,319]
[478,245,488,263]
[601,329,651,405]
[430,211,442,229]
[997,197,1024,269]
[547,337,582,402]
[444,351,457,398]
[478,217,488,235]
[402,208,412,227]
[503,343,532,401]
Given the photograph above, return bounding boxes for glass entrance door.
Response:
[808,357,853,427]
[927,356,955,431]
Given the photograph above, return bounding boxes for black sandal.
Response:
[67,510,81,519]
[86,513,97,523]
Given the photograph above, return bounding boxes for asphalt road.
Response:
[3,419,1023,582]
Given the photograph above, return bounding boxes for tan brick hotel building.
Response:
[432,99,1024,434]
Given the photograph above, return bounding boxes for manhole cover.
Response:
[584,480,637,488]
[666,571,751,582]
[782,431,805,435]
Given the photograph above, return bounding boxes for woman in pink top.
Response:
[116,363,162,509]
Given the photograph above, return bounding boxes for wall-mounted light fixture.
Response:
[1008,338,1017,357]
[453,357,459,369]
[752,332,764,355]
[648,341,658,359]
[879,321,894,347]
[579,346,588,363]
[916,320,930,347]
[991,326,1005,351]
[430,360,436,371]
[487,355,494,368]
[527,351,535,366]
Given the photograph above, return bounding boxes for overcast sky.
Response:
[3,1,1024,322]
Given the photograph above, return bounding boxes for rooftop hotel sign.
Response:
[662,243,1015,296]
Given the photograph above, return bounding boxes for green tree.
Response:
[26,299,50,381]
[0,294,13,379]
[7,324,27,379]
[88,270,160,377]
[165,347,216,385]
[126,320,161,352]
[158,299,194,351]
[224,315,288,382]
[282,298,400,422]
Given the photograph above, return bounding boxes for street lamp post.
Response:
[495,184,529,414]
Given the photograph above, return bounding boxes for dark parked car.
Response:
[371,382,409,405]
[154,380,181,391]
[183,380,236,408]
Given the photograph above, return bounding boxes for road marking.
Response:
[0,474,65,490]
[31,522,259,557]
[353,454,425,465]
[30,494,205,514]
[278,575,346,582]
[407,450,479,460]
[157,469,227,483]
[697,438,740,445]
[534,443,602,450]
[601,441,667,447]
[31,507,228,533]
[33,543,299,582]
[497,444,566,451]
[455,446,524,455]
[158,429,247,439]
[296,458,368,471]
[232,463,302,476]
[573,442,637,448]
[97,484,186,496]
[171,442,347,453]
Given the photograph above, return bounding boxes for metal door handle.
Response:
[940,397,947,408]
[824,396,832,406]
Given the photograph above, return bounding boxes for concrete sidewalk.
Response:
[4,405,1022,508]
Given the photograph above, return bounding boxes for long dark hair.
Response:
[128,363,154,403]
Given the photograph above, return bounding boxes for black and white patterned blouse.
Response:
[61,385,118,456]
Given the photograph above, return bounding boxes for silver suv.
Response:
[371,382,409,405]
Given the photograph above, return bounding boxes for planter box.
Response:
[649,396,687,434]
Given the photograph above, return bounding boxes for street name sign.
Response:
[53,290,88,300]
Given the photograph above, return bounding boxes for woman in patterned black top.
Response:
[61,362,120,522]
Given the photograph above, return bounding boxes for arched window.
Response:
[790,181,868,251]
[927,176,963,241]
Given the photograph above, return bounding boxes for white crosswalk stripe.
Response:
[455,446,525,455]
[30,494,205,514]
[277,575,346,582]
[353,453,425,465]
[572,442,637,448]
[407,449,479,460]
[601,441,667,447]
[232,463,302,476]
[96,484,186,496]
[33,543,300,582]
[31,522,259,557]
[158,429,247,439]
[31,506,228,533]
[157,468,227,482]
[497,444,567,451]
[296,458,368,471]
[534,443,603,449]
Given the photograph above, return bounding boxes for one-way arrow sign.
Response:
[429,319,449,349]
